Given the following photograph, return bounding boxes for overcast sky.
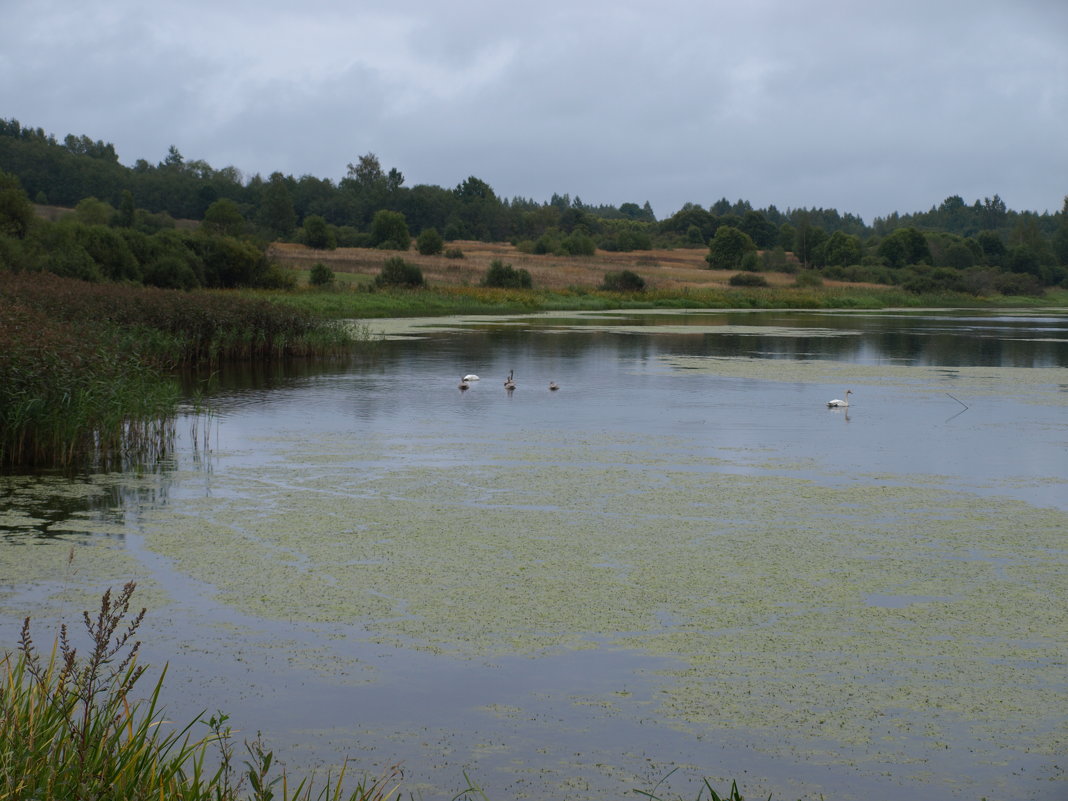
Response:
[2,0,1066,223]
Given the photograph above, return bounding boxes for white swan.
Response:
[548,382,559,391]
[463,374,480,381]
[827,389,852,407]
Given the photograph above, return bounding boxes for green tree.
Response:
[818,230,863,267]
[369,210,410,250]
[739,210,777,248]
[346,153,385,189]
[202,198,246,237]
[792,215,827,267]
[302,214,334,249]
[877,227,931,268]
[706,225,757,270]
[116,190,135,228]
[1053,196,1068,265]
[976,230,1007,265]
[258,173,296,238]
[74,197,113,226]
[0,169,34,238]
[416,227,444,256]
[941,242,976,269]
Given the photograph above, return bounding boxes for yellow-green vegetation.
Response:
[2,356,1055,799]
[254,280,1068,321]
[1,583,404,801]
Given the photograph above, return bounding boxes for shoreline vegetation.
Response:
[3,257,1065,471]
[1,585,751,801]
[0,271,353,469]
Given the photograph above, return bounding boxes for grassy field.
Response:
[264,241,1068,318]
[269,240,811,293]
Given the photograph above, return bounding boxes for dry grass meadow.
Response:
[268,241,813,292]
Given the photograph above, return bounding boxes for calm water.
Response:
[2,309,1066,801]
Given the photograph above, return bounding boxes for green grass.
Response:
[247,282,1068,320]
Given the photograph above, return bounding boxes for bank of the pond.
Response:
[248,282,1068,319]
[0,272,357,469]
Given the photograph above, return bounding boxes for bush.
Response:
[728,272,768,287]
[600,270,646,292]
[375,256,424,288]
[482,259,532,289]
[794,270,824,288]
[309,262,335,287]
[254,262,298,290]
[302,215,335,250]
[416,227,444,256]
[334,226,367,247]
[561,230,596,256]
[369,210,410,250]
[444,247,465,259]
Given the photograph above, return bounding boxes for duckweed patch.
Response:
[661,356,1068,403]
[107,422,1068,787]
[2,317,1065,799]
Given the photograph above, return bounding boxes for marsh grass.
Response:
[0,272,357,468]
[252,280,1046,322]
[1,583,403,801]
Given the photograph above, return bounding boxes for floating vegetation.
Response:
[101,424,1066,794]
[1,314,1065,799]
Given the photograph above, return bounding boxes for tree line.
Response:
[2,117,1067,294]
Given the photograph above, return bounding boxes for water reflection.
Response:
[1,308,1066,801]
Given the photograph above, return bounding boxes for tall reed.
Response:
[0,272,356,468]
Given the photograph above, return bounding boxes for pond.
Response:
[2,308,1066,801]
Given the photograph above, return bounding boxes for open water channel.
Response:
[2,308,1066,800]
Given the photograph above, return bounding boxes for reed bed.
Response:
[0,272,357,468]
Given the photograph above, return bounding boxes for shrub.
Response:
[416,227,444,256]
[482,259,532,289]
[309,262,335,287]
[302,214,335,250]
[600,270,646,292]
[561,230,596,256]
[794,270,824,288]
[728,272,768,287]
[444,247,465,259]
[375,256,424,288]
[369,210,410,250]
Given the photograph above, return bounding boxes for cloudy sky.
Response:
[2,0,1065,223]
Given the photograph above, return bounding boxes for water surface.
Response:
[2,308,1066,801]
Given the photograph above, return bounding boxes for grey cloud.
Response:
[1,0,1065,222]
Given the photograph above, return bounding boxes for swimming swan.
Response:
[463,374,480,381]
[504,369,515,390]
[459,376,470,391]
[827,390,852,407]
[549,382,559,391]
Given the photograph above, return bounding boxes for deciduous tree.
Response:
[706,225,757,270]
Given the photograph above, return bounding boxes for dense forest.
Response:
[2,117,1067,295]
